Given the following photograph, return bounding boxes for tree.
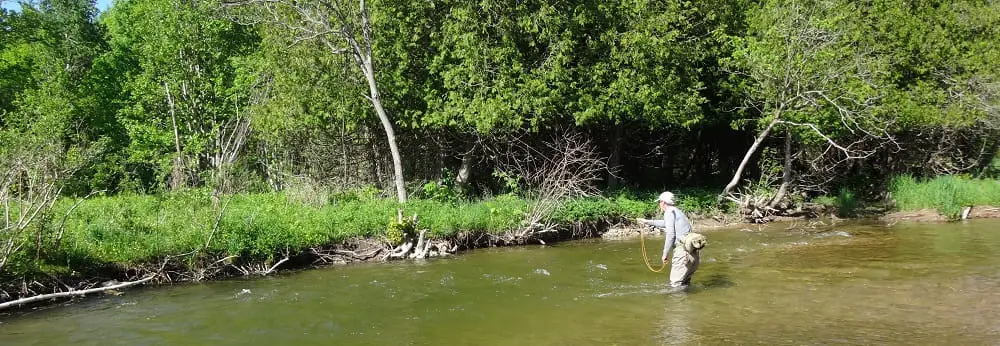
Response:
[0,0,100,272]
[721,0,893,202]
[867,0,1000,177]
[225,0,408,202]
[103,0,259,191]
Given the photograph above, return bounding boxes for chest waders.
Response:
[640,231,707,273]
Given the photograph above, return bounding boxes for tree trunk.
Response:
[770,128,793,208]
[456,150,473,188]
[341,109,350,189]
[975,133,1000,178]
[607,125,622,189]
[359,58,407,203]
[164,82,186,190]
[721,107,783,198]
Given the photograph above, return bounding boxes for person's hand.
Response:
[662,255,668,264]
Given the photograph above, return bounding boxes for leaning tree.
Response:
[224,0,408,202]
[721,0,895,207]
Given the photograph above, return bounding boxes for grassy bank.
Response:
[8,177,993,285]
[890,175,1000,219]
[4,188,730,283]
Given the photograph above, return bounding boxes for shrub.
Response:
[835,188,858,218]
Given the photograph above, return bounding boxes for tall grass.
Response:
[25,190,666,272]
[890,175,1000,219]
[50,191,533,266]
[3,187,732,278]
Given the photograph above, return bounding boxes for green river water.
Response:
[2,220,999,345]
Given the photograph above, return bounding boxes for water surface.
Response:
[2,220,999,345]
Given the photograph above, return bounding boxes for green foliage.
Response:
[402,195,527,237]
[418,169,463,203]
[492,170,523,195]
[890,175,1000,220]
[1,190,676,276]
[835,188,858,218]
[812,195,837,208]
[385,215,415,246]
[549,198,618,223]
[329,185,383,204]
[727,0,891,141]
[371,0,728,132]
[611,193,652,218]
[988,155,1000,178]
[866,0,999,129]
[675,188,732,216]
[101,0,260,190]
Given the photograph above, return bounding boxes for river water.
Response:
[2,220,999,345]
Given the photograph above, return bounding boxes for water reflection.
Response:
[659,293,694,345]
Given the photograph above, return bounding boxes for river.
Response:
[2,219,999,345]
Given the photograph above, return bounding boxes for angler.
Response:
[637,191,707,290]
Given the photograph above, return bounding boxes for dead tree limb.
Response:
[0,274,157,311]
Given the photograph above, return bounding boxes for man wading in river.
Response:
[637,192,704,290]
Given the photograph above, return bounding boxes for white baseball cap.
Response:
[657,191,675,205]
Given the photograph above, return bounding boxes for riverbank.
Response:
[886,175,1000,221]
[0,190,660,308]
[3,177,1000,310]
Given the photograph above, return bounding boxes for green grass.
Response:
[890,175,1000,219]
[6,190,661,275]
[2,187,733,280]
[50,191,532,266]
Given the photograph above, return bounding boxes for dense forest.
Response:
[3,0,997,201]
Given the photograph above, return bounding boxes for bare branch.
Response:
[0,274,158,311]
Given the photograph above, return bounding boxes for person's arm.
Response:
[645,218,667,228]
[662,210,676,260]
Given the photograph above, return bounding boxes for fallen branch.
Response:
[311,246,384,263]
[0,274,157,311]
[210,254,240,266]
[262,255,290,276]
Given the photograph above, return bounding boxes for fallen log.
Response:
[0,274,157,311]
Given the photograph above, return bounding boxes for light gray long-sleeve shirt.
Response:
[647,207,692,258]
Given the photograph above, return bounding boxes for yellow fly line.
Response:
[639,230,667,273]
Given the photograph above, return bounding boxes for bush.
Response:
[835,188,858,218]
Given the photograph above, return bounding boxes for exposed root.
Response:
[384,211,458,261]
[387,230,458,260]
[310,244,384,264]
[231,249,291,276]
[0,219,619,311]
